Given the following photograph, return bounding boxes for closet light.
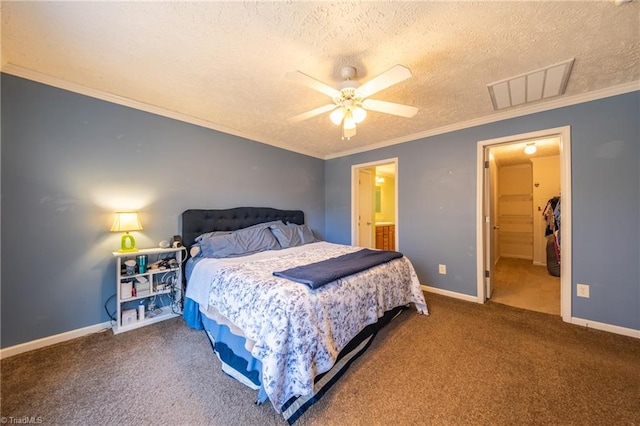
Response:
[524,143,537,155]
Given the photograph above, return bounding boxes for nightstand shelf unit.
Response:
[112,246,186,334]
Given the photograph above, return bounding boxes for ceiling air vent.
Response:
[487,58,574,110]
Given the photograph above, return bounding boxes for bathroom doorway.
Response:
[351,158,398,249]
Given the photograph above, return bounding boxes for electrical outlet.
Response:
[577,283,590,298]
[438,264,447,275]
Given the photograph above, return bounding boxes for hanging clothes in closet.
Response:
[553,198,561,245]
[543,196,561,237]
[543,196,561,277]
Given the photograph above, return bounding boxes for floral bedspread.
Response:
[202,242,428,411]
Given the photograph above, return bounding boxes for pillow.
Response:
[199,225,280,258]
[198,233,240,258]
[242,220,285,230]
[296,224,317,245]
[269,223,316,249]
[195,220,284,243]
[195,230,231,243]
[234,224,281,252]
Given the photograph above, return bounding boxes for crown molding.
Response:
[3,63,637,161]
[325,80,640,160]
[1,64,323,159]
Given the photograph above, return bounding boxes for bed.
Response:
[181,207,428,424]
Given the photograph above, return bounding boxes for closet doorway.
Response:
[351,158,398,249]
[477,127,572,322]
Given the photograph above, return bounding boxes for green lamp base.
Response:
[118,233,138,252]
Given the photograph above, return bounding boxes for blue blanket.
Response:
[273,248,403,289]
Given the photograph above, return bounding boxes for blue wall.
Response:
[325,92,639,331]
[1,74,325,348]
[2,72,638,348]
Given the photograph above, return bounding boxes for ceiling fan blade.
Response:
[362,99,419,118]
[287,104,337,123]
[357,65,413,98]
[286,71,341,98]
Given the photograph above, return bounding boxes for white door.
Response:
[490,153,500,281]
[483,148,496,299]
[357,169,374,248]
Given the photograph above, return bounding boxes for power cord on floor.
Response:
[105,294,116,321]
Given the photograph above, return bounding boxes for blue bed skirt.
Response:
[183,297,204,330]
[184,297,406,424]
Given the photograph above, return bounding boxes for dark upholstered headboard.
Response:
[181,207,304,249]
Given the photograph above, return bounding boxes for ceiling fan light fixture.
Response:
[353,106,367,123]
[330,107,345,125]
[286,64,417,140]
[343,115,356,130]
[342,125,356,141]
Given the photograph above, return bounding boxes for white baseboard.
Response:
[570,317,640,339]
[0,321,112,360]
[421,285,639,339]
[3,308,635,362]
[421,285,479,303]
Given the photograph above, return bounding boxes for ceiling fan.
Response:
[286,65,419,140]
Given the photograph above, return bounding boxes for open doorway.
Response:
[477,127,572,322]
[490,137,561,315]
[352,158,398,249]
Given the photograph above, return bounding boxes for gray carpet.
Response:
[2,293,639,425]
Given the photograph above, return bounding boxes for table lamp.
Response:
[111,212,143,252]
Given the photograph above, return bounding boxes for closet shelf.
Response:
[499,214,533,224]
[499,194,533,201]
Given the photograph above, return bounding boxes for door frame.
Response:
[357,168,374,248]
[476,126,572,322]
[482,147,497,298]
[351,157,399,248]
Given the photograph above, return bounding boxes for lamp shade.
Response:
[110,212,143,232]
[111,212,143,252]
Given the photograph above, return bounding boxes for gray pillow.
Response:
[242,220,285,230]
[199,225,280,258]
[297,224,317,245]
[234,224,281,253]
[195,230,231,243]
[194,220,284,243]
[198,233,238,258]
[270,223,316,249]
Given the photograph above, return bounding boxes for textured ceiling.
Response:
[490,136,560,168]
[2,1,639,159]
